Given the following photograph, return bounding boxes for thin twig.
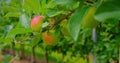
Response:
[42,10,75,32]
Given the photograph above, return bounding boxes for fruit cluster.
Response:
[31,16,59,46]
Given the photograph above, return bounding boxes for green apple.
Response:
[82,6,99,28]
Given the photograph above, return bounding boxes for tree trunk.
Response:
[118,47,120,63]
[86,55,89,63]
[11,42,15,56]
[111,59,116,63]
[31,47,35,63]
[19,44,24,60]
[45,47,49,63]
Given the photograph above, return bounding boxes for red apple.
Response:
[42,31,59,46]
[30,16,44,31]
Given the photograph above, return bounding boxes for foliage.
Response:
[0,0,119,63]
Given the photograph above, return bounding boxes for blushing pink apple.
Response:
[30,16,44,31]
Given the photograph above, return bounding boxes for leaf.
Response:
[1,0,21,12]
[30,33,41,47]
[42,22,49,28]
[19,14,30,28]
[2,25,14,43]
[52,0,68,5]
[95,0,120,21]
[4,25,13,37]
[0,37,5,42]
[46,9,63,17]
[5,12,21,17]
[68,6,89,41]
[52,0,79,10]
[24,0,41,14]
[6,28,32,38]
[23,3,32,14]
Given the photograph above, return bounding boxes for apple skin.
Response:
[30,16,44,31]
[82,7,99,28]
[60,20,71,38]
[42,31,59,46]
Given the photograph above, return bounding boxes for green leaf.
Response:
[52,0,68,5]
[31,33,41,47]
[2,6,18,12]
[68,6,89,41]
[6,28,32,38]
[5,12,21,17]
[95,0,120,21]
[47,9,63,17]
[23,3,32,14]
[52,0,79,10]
[0,37,5,42]
[19,14,30,28]
[25,0,41,14]
[4,25,13,37]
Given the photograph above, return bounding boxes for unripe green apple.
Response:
[30,16,44,31]
[60,20,71,38]
[42,30,59,46]
[82,7,99,28]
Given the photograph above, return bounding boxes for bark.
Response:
[19,44,24,60]
[45,48,49,63]
[11,42,15,56]
[31,47,35,63]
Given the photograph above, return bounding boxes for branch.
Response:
[42,10,75,32]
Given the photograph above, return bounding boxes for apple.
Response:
[82,6,99,28]
[60,20,71,38]
[30,16,44,31]
[42,31,59,46]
